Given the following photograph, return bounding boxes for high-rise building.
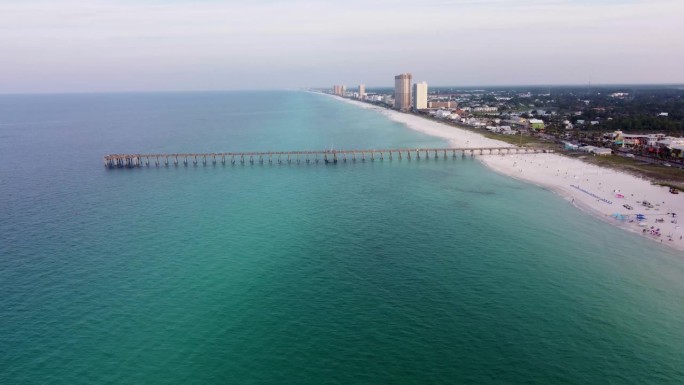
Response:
[413,81,428,110]
[332,85,346,96]
[358,84,365,100]
[394,73,412,111]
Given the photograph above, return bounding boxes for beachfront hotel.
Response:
[394,73,412,111]
[332,85,346,96]
[358,84,365,100]
[413,81,428,110]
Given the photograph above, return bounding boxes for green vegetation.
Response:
[481,132,546,146]
[565,152,684,189]
[601,116,683,133]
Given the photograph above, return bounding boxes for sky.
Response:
[1,0,683,93]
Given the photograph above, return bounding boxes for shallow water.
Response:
[1,91,683,384]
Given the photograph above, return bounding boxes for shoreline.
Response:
[328,94,684,252]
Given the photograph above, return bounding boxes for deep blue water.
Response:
[1,91,683,384]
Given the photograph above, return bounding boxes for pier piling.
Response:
[103,146,530,170]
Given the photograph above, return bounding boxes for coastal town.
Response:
[326,80,684,173]
[322,76,684,250]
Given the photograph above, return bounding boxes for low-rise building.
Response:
[579,145,612,155]
[502,117,527,129]
[593,148,613,156]
[655,137,684,158]
[428,101,458,109]
[465,118,486,127]
[563,120,574,130]
[434,109,453,119]
[529,119,545,130]
[618,133,665,147]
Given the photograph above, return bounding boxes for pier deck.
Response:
[104,147,545,168]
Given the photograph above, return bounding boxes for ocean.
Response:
[1,91,683,384]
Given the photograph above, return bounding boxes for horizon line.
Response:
[2,82,684,96]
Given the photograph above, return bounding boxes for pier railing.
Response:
[104,147,544,168]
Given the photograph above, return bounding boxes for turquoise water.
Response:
[1,91,683,384]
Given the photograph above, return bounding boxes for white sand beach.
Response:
[334,96,684,251]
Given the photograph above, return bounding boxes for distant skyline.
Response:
[1,0,683,94]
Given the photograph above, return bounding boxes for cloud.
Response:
[0,0,682,92]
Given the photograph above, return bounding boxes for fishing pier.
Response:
[104,147,542,168]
